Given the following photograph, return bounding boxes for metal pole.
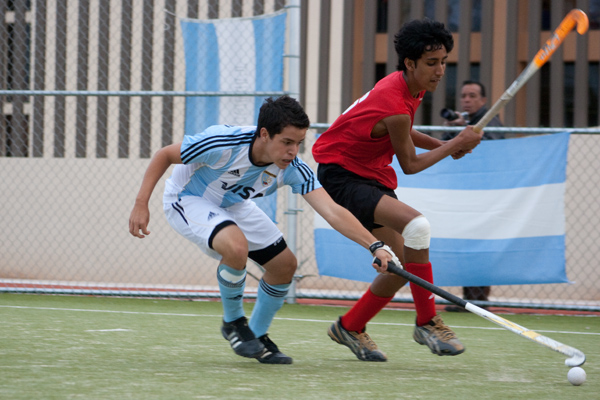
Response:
[285,0,301,304]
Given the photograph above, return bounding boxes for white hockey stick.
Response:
[376,259,586,367]
[474,8,589,132]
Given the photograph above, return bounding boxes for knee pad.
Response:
[402,215,431,250]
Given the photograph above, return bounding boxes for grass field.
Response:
[0,294,598,399]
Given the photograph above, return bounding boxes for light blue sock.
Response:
[249,279,290,338]
[217,264,246,323]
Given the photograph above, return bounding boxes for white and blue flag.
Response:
[180,11,286,132]
[180,11,286,222]
[315,132,570,286]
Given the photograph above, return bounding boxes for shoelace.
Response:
[231,319,256,341]
[431,317,457,341]
[356,332,379,350]
[260,336,279,352]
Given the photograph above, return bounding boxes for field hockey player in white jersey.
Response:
[129,95,399,364]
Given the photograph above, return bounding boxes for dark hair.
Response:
[462,80,486,97]
[256,95,310,138]
[394,18,454,71]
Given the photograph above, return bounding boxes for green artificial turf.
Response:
[0,294,597,399]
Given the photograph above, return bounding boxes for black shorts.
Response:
[249,236,287,266]
[317,163,397,231]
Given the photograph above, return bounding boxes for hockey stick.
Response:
[473,8,589,132]
[375,259,586,367]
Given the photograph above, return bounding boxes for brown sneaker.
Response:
[413,315,465,356]
[327,317,387,362]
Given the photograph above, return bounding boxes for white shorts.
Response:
[163,194,283,261]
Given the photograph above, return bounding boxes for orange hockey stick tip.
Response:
[570,9,589,34]
[532,9,589,68]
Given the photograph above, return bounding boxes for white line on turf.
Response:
[1,305,598,336]
[0,305,221,318]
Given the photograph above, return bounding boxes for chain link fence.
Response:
[295,128,600,311]
[1,1,599,311]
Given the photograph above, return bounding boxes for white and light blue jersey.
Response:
[164,125,321,208]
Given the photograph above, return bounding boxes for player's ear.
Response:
[404,58,415,71]
[260,127,270,141]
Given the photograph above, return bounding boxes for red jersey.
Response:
[312,72,424,190]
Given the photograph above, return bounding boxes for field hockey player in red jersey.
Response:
[313,18,483,361]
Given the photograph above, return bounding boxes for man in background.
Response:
[442,80,504,140]
[441,80,503,310]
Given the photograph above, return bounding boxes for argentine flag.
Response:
[315,132,570,286]
[180,12,286,223]
[180,10,286,132]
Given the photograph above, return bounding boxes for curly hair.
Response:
[256,95,310,138]
[394,18,454,72]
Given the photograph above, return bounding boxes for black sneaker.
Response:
[256,335,293,364]
[221,317,265,358]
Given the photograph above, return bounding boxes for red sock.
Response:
[340,287,394,332]
[404,262,436,326]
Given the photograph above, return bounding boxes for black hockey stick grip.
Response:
[374,258,467,308]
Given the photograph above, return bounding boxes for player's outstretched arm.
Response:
[410,126,474,160]
[386,114,482,174]
[410,128,444,150]
[302,188,398,272]
[129,143,183,238]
